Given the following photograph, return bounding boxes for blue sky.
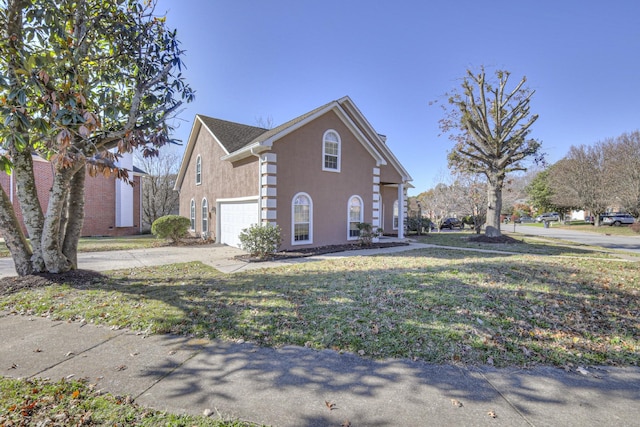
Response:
[156,0,640,195]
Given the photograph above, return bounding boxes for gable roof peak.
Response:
[196,115,269,154]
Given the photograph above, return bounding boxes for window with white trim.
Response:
[195,155,202,185]
[201,198,208,233]
[190,199,196,230]
[322,130,340,172]
[292,192,312,244]
[393,200,399,230]
[348,196,363,239]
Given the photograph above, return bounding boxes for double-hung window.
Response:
[201,198,208,233]
[190,199,196,230]
[292,193,312,244]
[348,196,363,239]
[322,130,340,172]
[393,200,399,230]
[195,155,202,185]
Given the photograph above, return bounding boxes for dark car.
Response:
[514,215,534,223]
[440,217,464,230]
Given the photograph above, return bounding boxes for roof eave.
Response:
[221,141,272,162]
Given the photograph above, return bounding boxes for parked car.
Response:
[535,212,560,222]
[439,217,464,230]
[515,215,534,223]
[601,213,636,226]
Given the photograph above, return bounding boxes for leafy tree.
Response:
[525,169,557,213]
[0,0,193,275]
[439,67,542,237]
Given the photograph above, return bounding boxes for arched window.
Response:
[190,199,196,230]
[201,198,208,233]
[195,155,202,185]
[393,200,399,230]
[292,192,312,245]
[322,130,341,172]
[348,195,363,239]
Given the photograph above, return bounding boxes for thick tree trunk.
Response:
[41,164,83,273]
[485,172,504,237]
[0,187,33,276]
[62,166,86,268]
[10,149,46,271]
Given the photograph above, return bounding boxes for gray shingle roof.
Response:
[197,100,335,154]
[197,116,268,153]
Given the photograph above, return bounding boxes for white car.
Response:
[601,213,635,226]
[535,212,560,222]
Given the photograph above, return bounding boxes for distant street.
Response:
[506,224,640,255]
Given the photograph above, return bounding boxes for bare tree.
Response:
[603,131,640,217]
[135,150,181,230]
[255,115,275,129]
[454,173,488,233]
[548,144,610,225]
[438,67,542,237]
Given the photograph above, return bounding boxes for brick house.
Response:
[174,96,412,249]
[0,153,144,237]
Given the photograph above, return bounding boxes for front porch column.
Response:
[397,183,404,239]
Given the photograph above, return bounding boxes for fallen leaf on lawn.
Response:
[71,390,80,399]
[325,400,336,410]
[576,366,589,376]
[371,323,380,334]
[451,399,463,407]
[487,410,497,418]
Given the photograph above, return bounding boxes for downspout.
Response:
[250,146,262,225]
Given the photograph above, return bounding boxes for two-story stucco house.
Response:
[174,96,412,250]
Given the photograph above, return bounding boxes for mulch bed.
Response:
[467,234,521,244]
[236,241,410,262]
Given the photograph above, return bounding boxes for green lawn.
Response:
[2,234,638,423]
[3,246,638,368]
[0,377,254,426]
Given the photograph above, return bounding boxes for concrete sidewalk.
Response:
[2,314,639,426]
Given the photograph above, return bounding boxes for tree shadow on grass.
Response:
[5,247,638,425]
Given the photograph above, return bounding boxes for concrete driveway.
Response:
[0,239,425,278]
[507,224,640,254]
[0,244,253,278]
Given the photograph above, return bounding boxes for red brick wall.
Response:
[0,157,142,237]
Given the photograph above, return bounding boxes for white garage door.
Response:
[219,201,259,248]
